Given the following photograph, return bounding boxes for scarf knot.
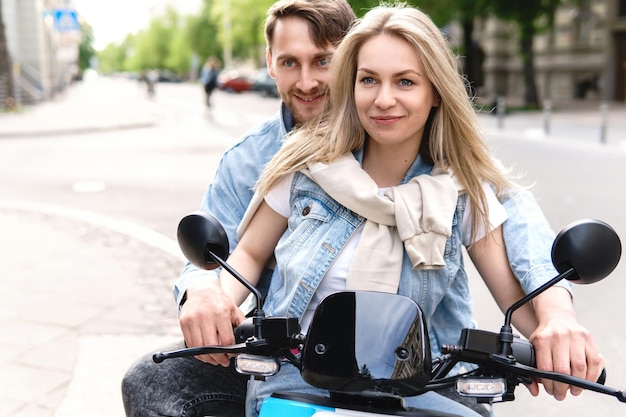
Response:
[304,153,462,293]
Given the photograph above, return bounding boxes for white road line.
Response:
[0,200,185,261]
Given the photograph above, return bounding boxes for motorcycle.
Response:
[154,211,626,416]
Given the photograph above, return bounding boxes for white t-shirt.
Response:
[264,172,507,332]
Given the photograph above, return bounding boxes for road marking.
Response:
[0,200,185,261]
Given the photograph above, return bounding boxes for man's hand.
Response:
[527,287,605,400]
[179,279,246,367]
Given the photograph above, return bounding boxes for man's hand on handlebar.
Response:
[178,279,246,367]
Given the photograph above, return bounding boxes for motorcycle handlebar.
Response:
[507,335,606,385]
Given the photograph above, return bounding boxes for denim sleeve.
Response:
[172,150,256,310]
[171,114,286,312]
[500,188,573,296]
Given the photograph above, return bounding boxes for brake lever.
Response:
[153,342,250,363]
[492,358,625,402]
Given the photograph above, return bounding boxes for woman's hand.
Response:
[528,287,605,400]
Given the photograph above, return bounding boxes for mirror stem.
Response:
[208,251,265,338]
[499,267,575,357]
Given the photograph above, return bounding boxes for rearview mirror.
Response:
[551,219,621,284]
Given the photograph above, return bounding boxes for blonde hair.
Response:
[258,3,515,244]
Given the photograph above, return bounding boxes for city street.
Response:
[1,74,625,417]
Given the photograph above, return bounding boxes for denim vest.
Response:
[262,153,470,356]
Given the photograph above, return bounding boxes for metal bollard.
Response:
[543,99,552,135]
[599,101,609,144]
[497,96,506,129]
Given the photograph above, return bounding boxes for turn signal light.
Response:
[235,354,281,377]
[456,378,507,398]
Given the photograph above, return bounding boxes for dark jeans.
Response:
[122,341,248,417]
[122,342,490,417]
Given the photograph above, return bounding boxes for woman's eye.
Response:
[361,77,374,84]
[400,79,413,87]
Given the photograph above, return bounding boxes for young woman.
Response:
[218,4,603,416]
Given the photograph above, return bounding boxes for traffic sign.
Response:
[53,8,80,32]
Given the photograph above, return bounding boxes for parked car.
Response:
[218,72,252,93]
[158,69,182,83]
[251,69,279,97]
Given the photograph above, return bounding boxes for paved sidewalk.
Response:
[1,77,626,417]
[0,76,183,417]
[0,74,167,139]
[0,205,182,417]
[478,99,626,149]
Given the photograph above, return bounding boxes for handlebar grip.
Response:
[511,337,535,367]
[511,337,607,385]
[234,317,255,343]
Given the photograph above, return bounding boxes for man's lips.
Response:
[294,93,324,104]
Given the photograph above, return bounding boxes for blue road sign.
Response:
[54,8,80,32]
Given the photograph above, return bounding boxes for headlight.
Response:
[235,354,281,377]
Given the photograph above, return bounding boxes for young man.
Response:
[121,2,357,416]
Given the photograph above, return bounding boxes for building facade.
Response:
[2,0,80,106]
[479,0,626,106]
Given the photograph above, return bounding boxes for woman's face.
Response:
[354,34,438,149]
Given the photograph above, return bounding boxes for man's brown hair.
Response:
[264,0,356,52]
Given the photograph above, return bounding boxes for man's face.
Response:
[267,16,335,125]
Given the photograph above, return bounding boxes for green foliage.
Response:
[346,0,489,26]
[186,0,222,63]
[211,0,274,65]
[77,20,96,72]
[97,39,131,75]
[490,0,561,40]
[126,7,181,71]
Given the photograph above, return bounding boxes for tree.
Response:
[491,0,561,108]
[78,20,96,74]
[126,7,182,72]
[97,39,131,75]
[186,0,222,65]
[209,0,274,66]
[0,0,15,110]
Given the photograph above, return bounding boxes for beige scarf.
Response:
[238,153,462,294]
[302,153,462,293]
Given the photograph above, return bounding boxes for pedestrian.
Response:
[139,69,158,99]
[213,3,603,417]
[121,1,356,416]
[201,56,221,107]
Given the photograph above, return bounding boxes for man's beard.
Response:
[281,87,327,126]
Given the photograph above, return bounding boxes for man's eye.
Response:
[284,60,295,68]
[319,58,330,66]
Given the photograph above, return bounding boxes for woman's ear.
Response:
[433,90,441,107]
